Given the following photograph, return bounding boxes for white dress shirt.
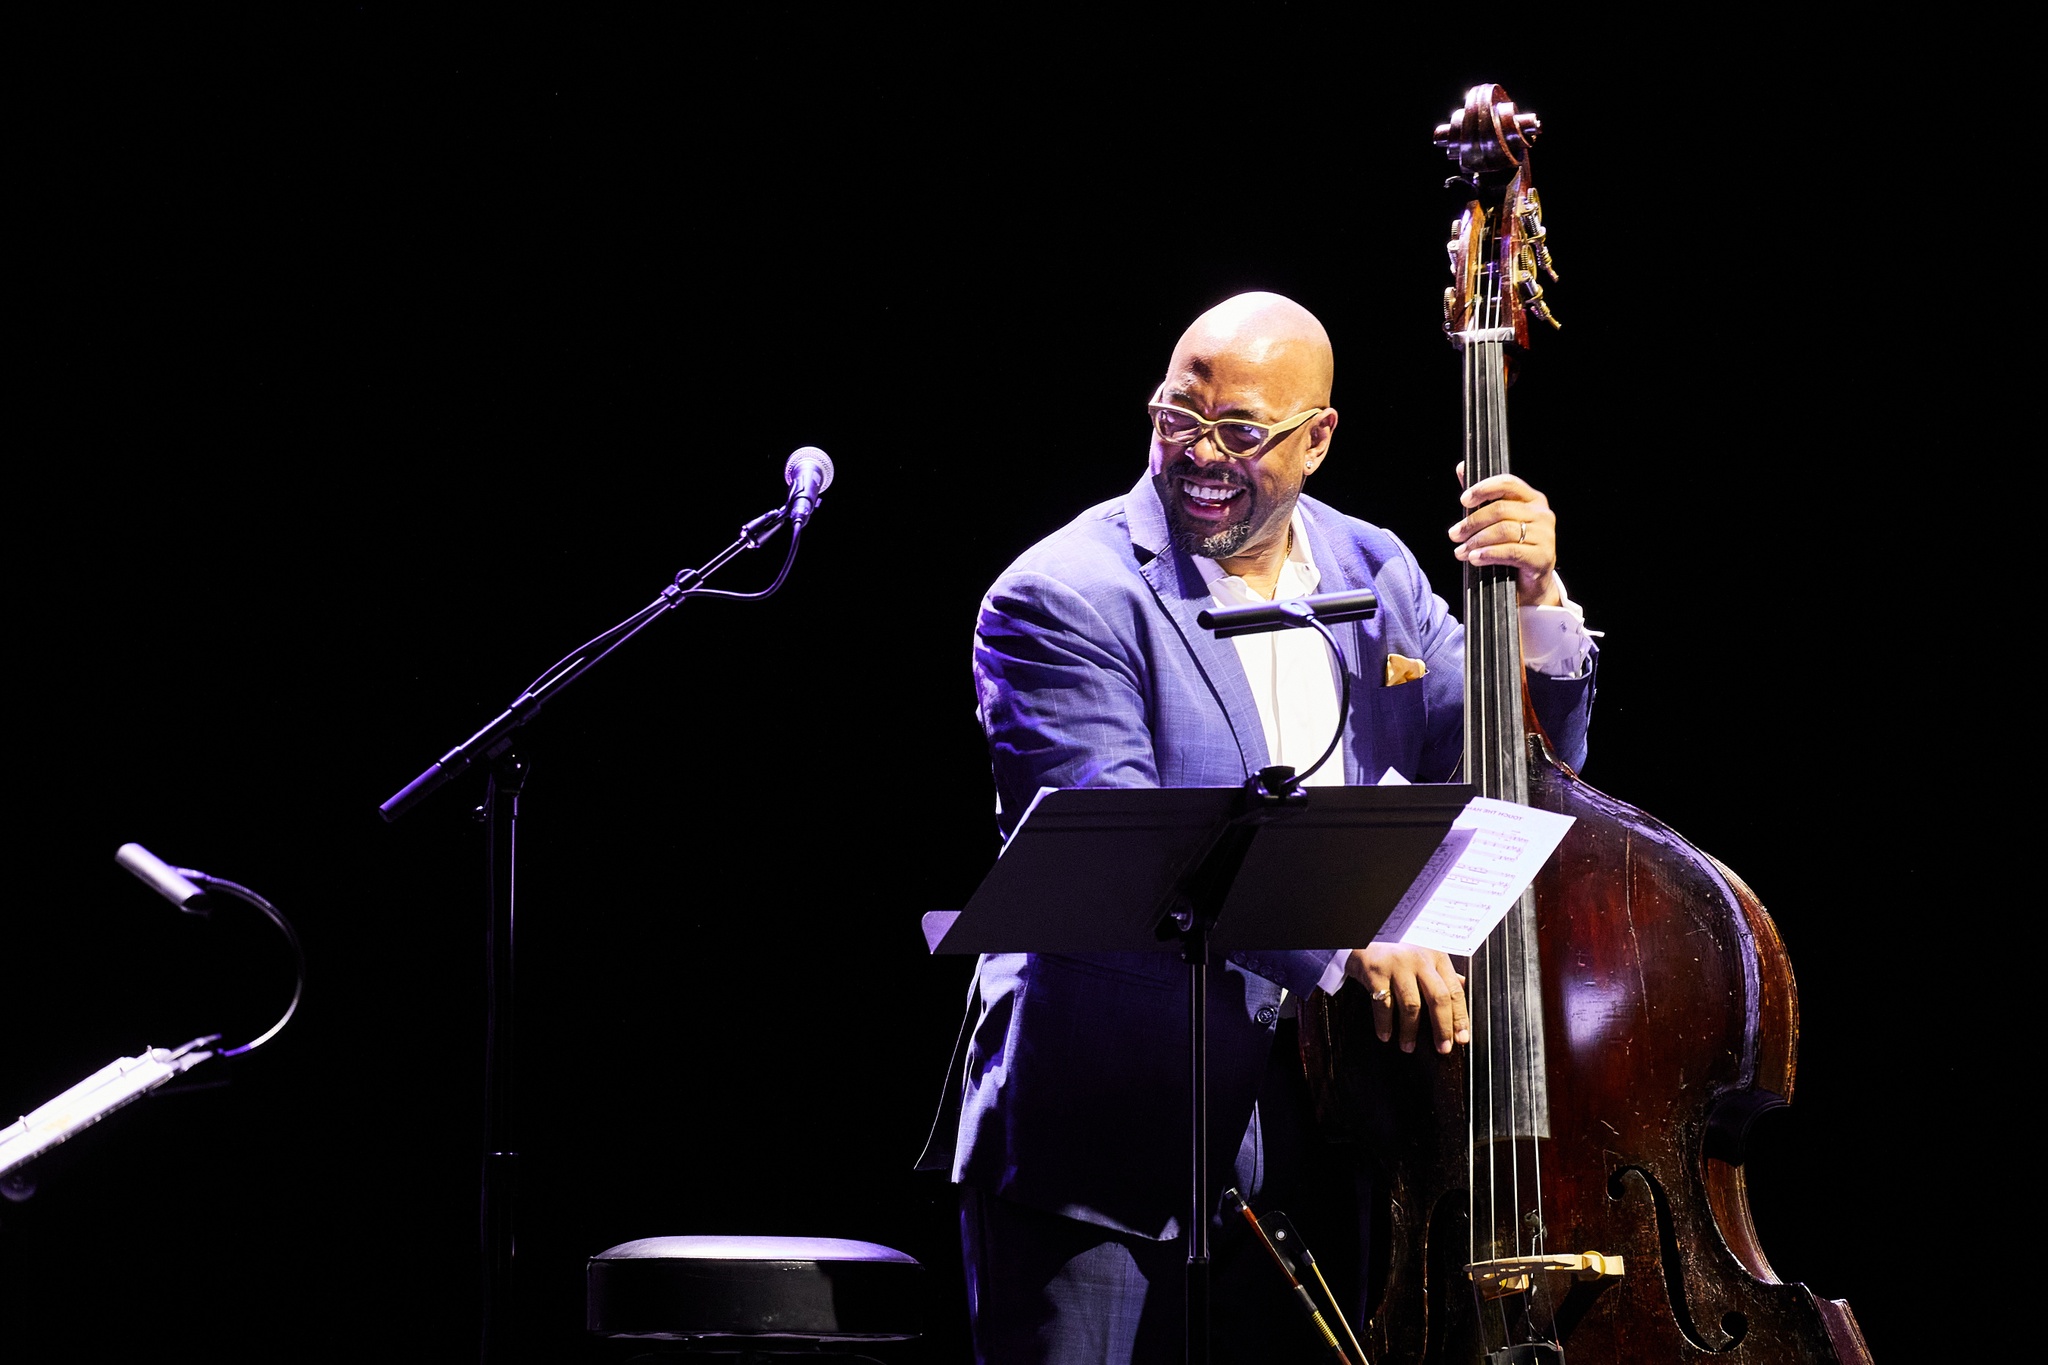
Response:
[1190,507,1595,999]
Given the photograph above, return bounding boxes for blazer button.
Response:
[1254,1004,1279,1026]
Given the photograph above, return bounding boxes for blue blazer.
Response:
[920,473,1594,1239]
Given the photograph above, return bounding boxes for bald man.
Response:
[919,294,1595,1363]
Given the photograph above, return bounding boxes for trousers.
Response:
[959,1019,1373,1364]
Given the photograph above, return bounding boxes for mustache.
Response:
[1159,457,1250,489]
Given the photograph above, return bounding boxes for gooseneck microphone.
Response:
[783,446,834,529]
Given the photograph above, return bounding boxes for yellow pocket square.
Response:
[1385,653,1428,687]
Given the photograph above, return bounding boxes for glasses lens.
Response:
[1215,423,1267,455]
[1152,408,1202,442]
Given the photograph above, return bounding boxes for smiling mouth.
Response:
[1177,476,1245,519]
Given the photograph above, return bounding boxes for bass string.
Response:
[1466,242,1553,1331]
[1467,256,1503,1278]
[1501,320,1550,1278]
[1488,275,1523,1272]
[1495,255,1552,1278]
[1463,265,1488,1280]
[1488,294,1539,1271]
[1481,258,1518,1343]
[1485,294,1525,1270]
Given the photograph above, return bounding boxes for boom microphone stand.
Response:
[378,449,831,1365]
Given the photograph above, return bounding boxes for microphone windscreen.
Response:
[784,446,834,493]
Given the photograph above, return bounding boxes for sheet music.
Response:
[1374,796,1575,955]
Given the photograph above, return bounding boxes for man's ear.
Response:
[1304,407,1339,474]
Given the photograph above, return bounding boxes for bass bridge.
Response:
[1468,1249,1626,1300]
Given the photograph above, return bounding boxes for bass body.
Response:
[1305,741,1873,1362]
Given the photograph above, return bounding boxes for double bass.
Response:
[1298,85,1876,1363]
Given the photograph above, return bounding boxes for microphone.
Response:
[783,447,834,530]
[115,843,208,914]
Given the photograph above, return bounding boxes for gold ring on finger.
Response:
[1371,987,1392,1004]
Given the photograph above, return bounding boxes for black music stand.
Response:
[925,775,1472,1365]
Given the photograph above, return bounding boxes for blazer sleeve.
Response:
[973,568,1159,840]
[1528,648,1597,773]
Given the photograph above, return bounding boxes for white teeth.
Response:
[1183,480,1242,503]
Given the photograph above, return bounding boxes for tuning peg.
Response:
[1518,272,1560,329]
[1516,192,1558,282]
[1508,108,1542,148]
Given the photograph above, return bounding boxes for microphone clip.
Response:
[741,504,790,549]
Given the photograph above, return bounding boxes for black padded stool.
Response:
[587,1234,923,1362]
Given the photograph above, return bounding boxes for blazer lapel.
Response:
[1124,472,1269,777]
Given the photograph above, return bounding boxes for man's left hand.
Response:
[1345,942,1470,1055]
[1450,470,1561,608]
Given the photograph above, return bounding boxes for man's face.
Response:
[1148,346,1327,563]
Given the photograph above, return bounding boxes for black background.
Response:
[6,12,1999,1362]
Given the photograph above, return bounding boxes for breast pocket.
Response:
[1360,661,1428,781]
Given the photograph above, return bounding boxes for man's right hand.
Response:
[1344,943,1469,1054]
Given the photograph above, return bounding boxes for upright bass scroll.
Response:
[1297,81,1876,1364]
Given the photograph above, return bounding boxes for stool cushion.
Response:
[587,1235,923,1341]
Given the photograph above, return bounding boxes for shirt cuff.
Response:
[1315,948,1348,997]
[1518,575,1594,679]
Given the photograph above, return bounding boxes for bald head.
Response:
[1167,292,1334,410]
[1148,292,1341,584]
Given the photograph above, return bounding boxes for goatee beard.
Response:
[1155,468,1254,559]
[1172,519,1253,559]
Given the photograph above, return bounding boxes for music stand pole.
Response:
[478,750,526,1365]
[1169,769,1303,1365]
[1185,913,1212,1360]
